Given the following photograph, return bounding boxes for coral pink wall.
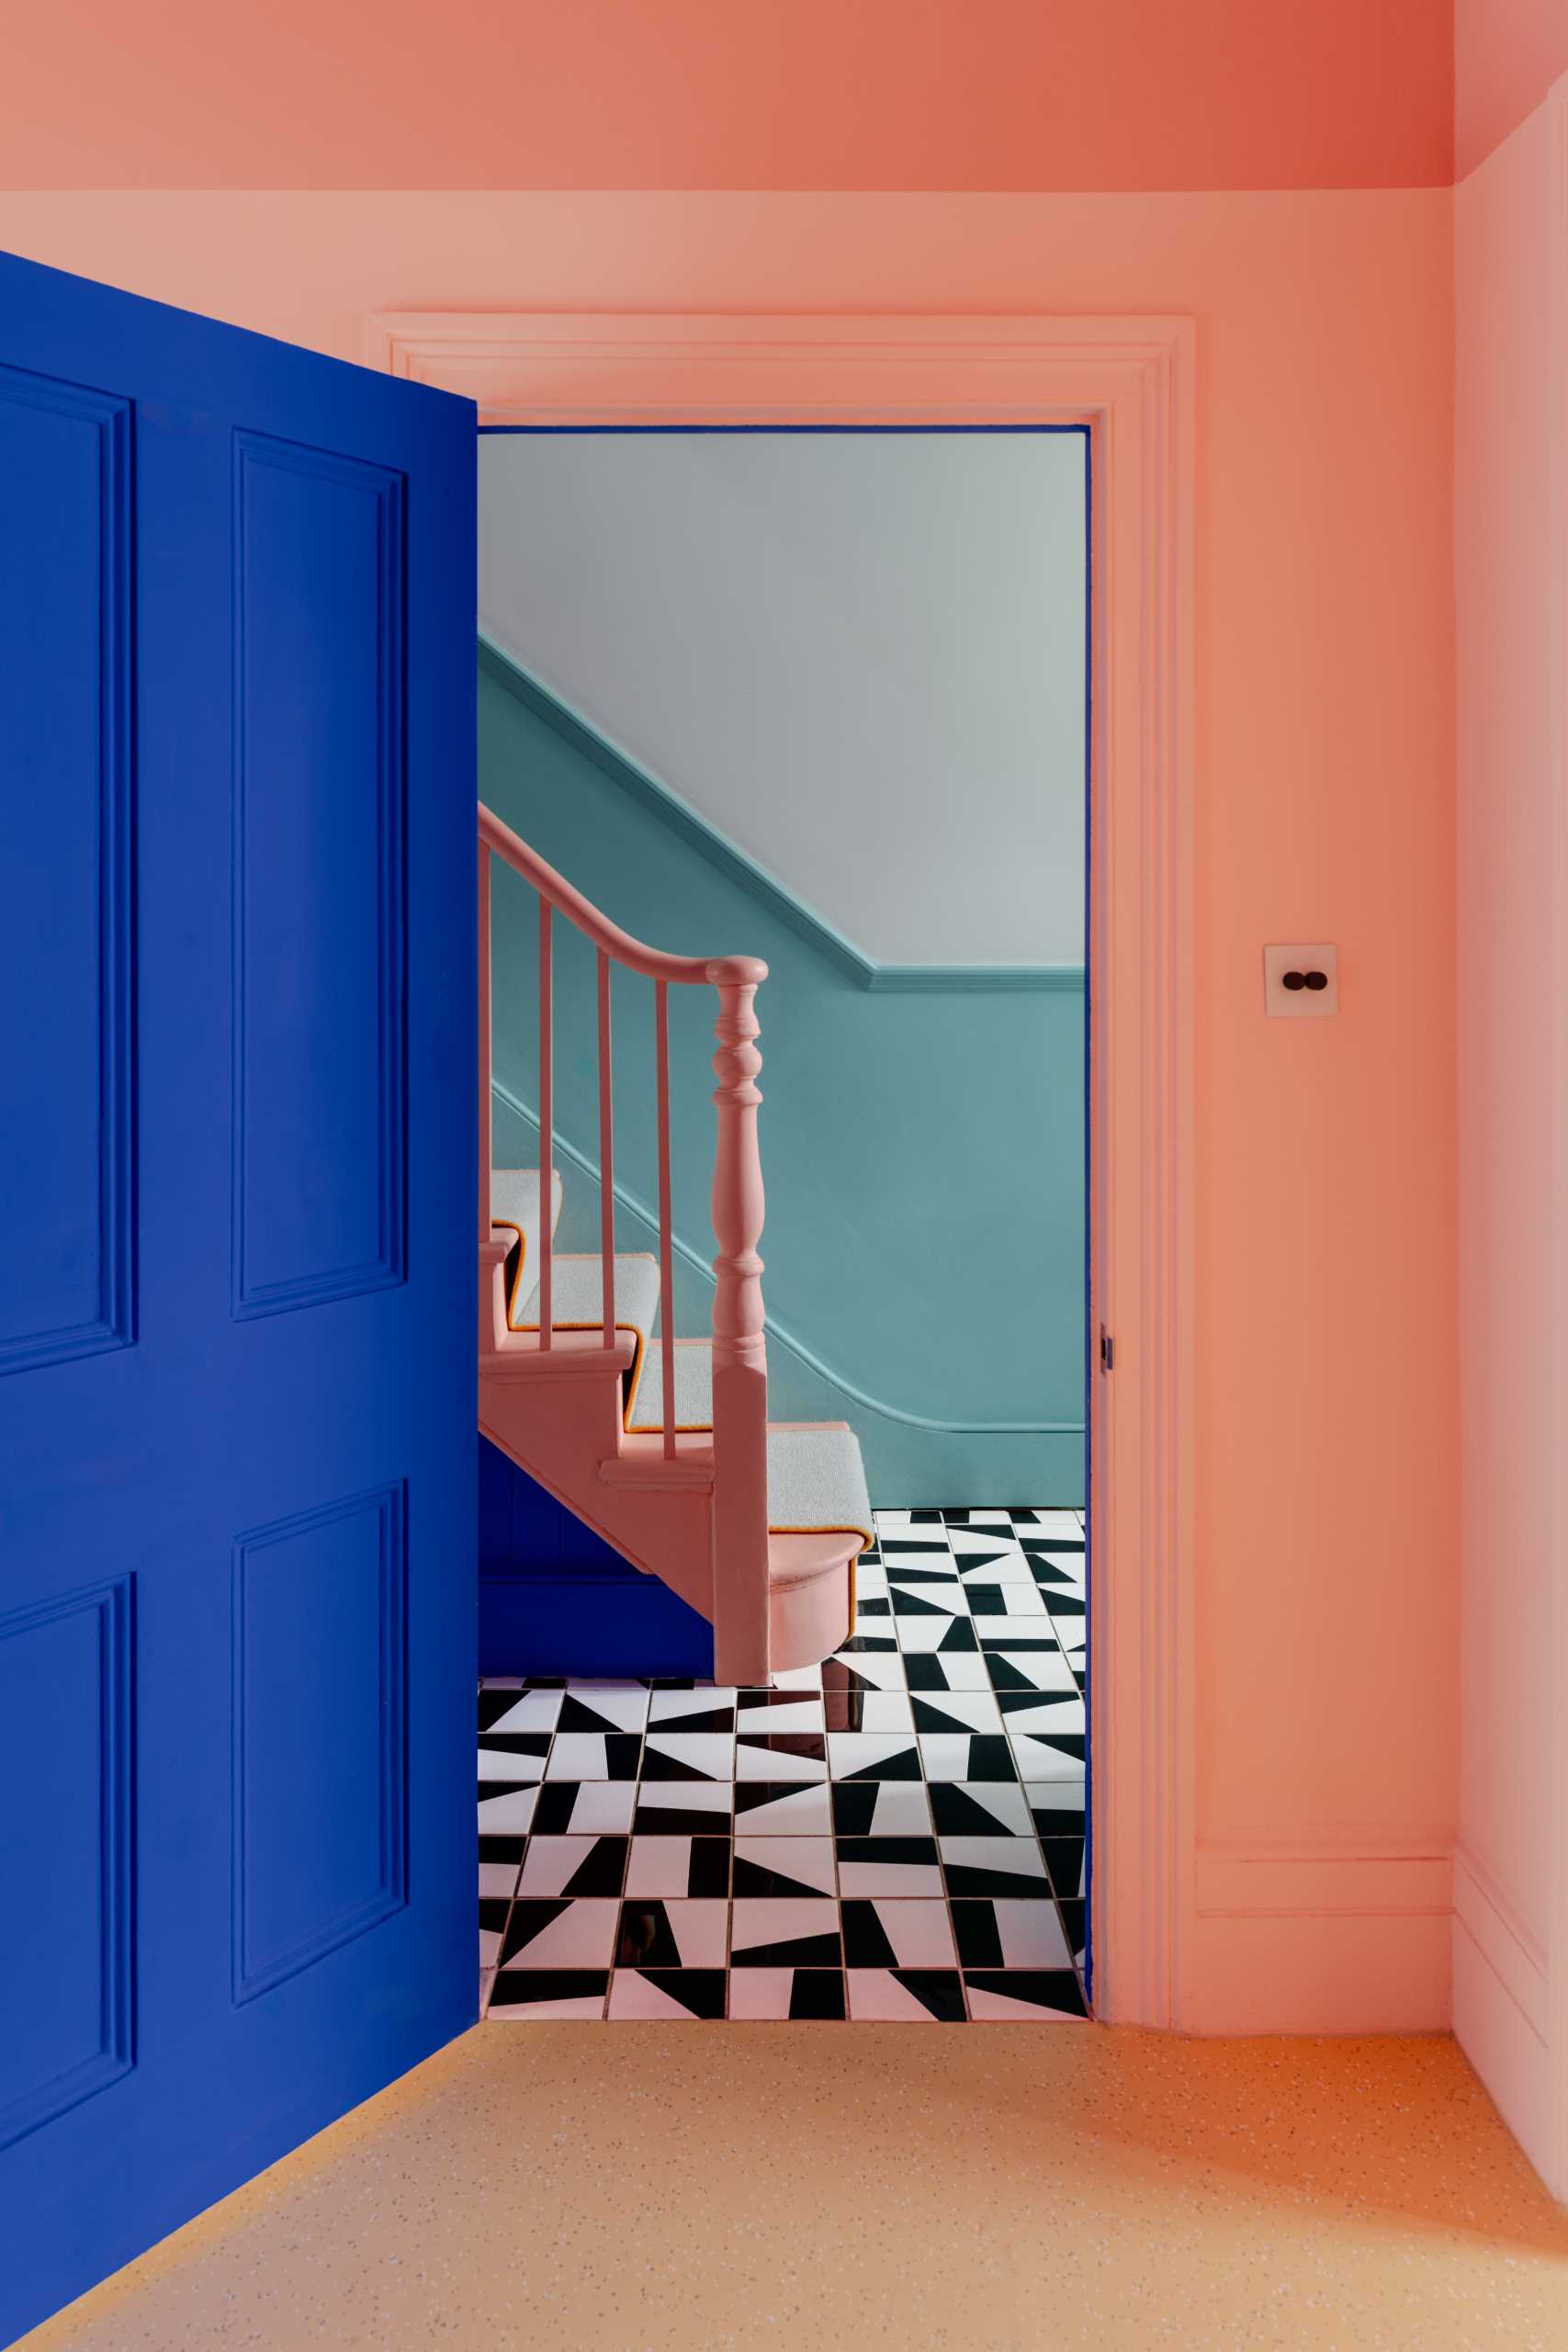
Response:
[1457,0,1568,178]
[1452,77,1567,2181]
[4,1,1452,191]
[0,187,1459,2030]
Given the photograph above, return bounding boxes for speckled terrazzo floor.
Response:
[22,2026,1568,2351]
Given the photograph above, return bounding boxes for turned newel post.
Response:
[708,956,771,1685]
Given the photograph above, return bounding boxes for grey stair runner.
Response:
[491,1166,563,1317]
[626,1337,715,1433]
[504,1251,662,1357]
[767,1426,874,1546]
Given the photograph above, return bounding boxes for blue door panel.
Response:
[233,433,405,1315]
[0,367,133,1373]
[0,250,477,2346]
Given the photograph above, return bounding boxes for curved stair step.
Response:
[765,1421,874,1550]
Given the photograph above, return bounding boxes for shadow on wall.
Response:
[480,646,1086,1506]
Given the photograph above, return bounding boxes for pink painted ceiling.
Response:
[6,0,1452,191]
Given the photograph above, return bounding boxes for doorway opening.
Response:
[474,424,1092,2024]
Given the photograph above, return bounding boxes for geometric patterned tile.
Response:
[518,1835,628,1899]
[498,1898,619,1971]
[728,1969,847,2020]
[963,1969,1089,2020]
[473,1500,1092,2027]
[607,1969,727,2020]
[488,1970,609,2020]
[846,1969,967,2022]
[625,1836,732,1898]
[615,1899,728,1969]
[951,1898,1072,1970]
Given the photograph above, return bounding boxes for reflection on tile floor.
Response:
[478,1507,1089,2023]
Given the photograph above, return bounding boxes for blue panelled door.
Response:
[0,251,477,2345]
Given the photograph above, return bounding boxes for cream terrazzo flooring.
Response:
[21,2025,1568,2351]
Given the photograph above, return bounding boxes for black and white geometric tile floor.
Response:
[478,1506,1089,2023]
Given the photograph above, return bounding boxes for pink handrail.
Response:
[477,797,775,1681]
[479,803,765,992]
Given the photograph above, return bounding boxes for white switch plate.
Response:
[1264,943,1337,1017]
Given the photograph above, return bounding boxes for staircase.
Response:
[477,803,874,1687]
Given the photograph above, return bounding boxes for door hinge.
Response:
[1100,1326,1114,1374]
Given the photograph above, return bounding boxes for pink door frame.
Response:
[369,310,1197,2029]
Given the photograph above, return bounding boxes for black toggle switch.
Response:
[1282,968,1328,992]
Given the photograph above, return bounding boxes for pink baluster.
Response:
[597,949,615,1351]
[707,959,771,1683]
[654,980,678,1460]
[538,899,553,1351]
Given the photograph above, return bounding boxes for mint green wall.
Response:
[480,652,1086,1507]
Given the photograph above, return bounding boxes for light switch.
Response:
[1264,943,1337,1017]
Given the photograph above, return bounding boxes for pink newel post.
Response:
[707,959,772,1687]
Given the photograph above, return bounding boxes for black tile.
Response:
[788,1971,847,2020]
[964,1969,1088,2018]
[488,1970,606,2012]
[888,1969,966,2021]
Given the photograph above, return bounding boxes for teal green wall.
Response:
[480,649,1086,1507]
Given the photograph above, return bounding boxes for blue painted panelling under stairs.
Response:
[479,1439,715,1679]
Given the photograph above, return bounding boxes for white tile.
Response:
[857,1900,956,1966]
[890,1581,970,1616]
[734,1836,837,1896]
[728,1970,810,2019]
[518,1837,621,1899]
[501,1898,618,1970]
[836,1850,943,1899]
[619,1899,728,1968]
[478,1745,547,1783]
[838,1781,932,1835]
[490,1984,608,2022]
[846,1971,958,2021]
[642,1732,736,1781]
[606,1972,719,2021]
[764,1664,824,1691]
[730,1899,841,1962]
[736,1739,828,1783]
[931,1782,1034,1834]
[476,1786,538,1835]
[894,1618,976,1654]
[547,1733,637,1781]
[827,1731,921,1780]
[733,1784,832,1835]
[484,1690,565,1733]
[635,1781,733,1825]
[908,1653,994,1690]
[479,1859,521,1902]
[910,1690,1003,1732]
[647,1687,737,1725]
[735,1695,825,1734]
[824,1691,914,1734]
[988,1900,1073,1969]
[964,1981,1086,2023]
[939,1837,1050,1884]
[1024,1778,1089,1815]
[555,1783,637,1834]
[626,1838,703,1897]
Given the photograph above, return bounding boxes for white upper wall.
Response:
[479,429,1087,967]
